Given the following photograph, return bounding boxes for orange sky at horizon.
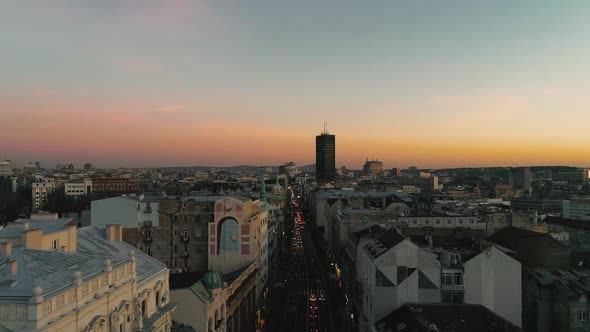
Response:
[1,94,588,169]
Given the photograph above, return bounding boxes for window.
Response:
[579,311,588,322]
[454,273,463,286]
[174,229,178,237]
[174,245,178,253]
[183,230,189,238]
[447,220,452,224]
[220,218,240,254]
[442,273,453,286]
[196,227,202,237]
[196,244,202,253]
[52,239,59,251]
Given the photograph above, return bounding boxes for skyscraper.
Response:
[316,124,336,183]
[509,167,532,193]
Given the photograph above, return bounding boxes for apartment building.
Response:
[32,176,55,210]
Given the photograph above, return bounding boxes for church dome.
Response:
[202,270,223,290]
[287,161,296,167]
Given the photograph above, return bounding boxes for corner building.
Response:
[0,219,174,332]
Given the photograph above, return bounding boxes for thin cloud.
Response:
[156,104,185,112]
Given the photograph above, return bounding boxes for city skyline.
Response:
[2,1,590,168]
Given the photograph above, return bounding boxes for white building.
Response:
[563,199,590,220]
[0,219,175,332]
[357,228,441,327]
[91,195,160,229]
[464,244,522,326]
[0,160,12,177]
[32,176,55,210]
[398,215,483,230]
[64,178,93,198]
[437,244,522,327]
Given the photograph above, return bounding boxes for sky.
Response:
[1,1,589,169]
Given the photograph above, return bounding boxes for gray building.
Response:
[526,269,590,332]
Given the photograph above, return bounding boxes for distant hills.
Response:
[153,164,316,174]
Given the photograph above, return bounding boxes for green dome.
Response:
[287,161,296,167]
[202,270,223,290]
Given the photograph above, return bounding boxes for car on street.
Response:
[309,293,317,302]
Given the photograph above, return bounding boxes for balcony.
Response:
[143,237,152,243]
[441,284,464,292]
[182,252,189,258]
[181,235,189,242]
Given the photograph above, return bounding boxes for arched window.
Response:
[217,218,239,255]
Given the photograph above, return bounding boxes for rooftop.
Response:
[364,228,405,259]
[532,269,590,294]
[0,226,167,300]
[374,303,523,332]
[0,218,76,239]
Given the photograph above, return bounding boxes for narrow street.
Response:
[267,185,350,332]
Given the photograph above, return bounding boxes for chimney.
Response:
[0,241,12,257]
[7,260,17,274]
[106,224,122,241]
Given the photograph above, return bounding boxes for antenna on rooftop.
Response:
[323,121,328,135]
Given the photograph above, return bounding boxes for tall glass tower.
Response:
[316,123,335,183]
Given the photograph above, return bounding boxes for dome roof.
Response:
[202,270,223,290]
[287,161,296,167]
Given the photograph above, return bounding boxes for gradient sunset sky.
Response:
[1,1,589,169]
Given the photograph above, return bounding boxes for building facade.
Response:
[563,199,590,221]
[154,196,217,273]
[357,228,441,327]
[509,167,532,193]
[32,176,55,210]
[316,131,336,184]
[92,177,140,195]
[0,160,12,177]
[91,195,161,247]
[64,178,93,198]
[0,220,175,332]
[363,160,384,177]
[208,196,269,289]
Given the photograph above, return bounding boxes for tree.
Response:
[43,187,91,214]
